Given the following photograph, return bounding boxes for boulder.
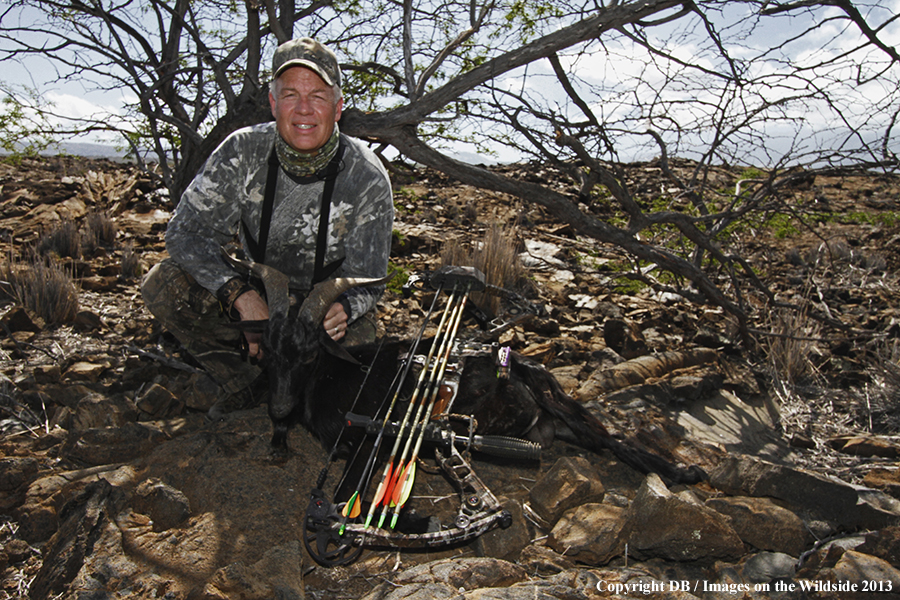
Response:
[475,497,531,561]
[705,495,811,556]
[528,456,605,525]
[547,503,626,565]
[808,550,900,600]
[740,551,797,584]
[710,455,900,530]
[620,473,744,562]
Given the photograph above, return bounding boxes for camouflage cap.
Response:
[272,38,341,88]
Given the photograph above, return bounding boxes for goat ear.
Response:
[319,331,362,365]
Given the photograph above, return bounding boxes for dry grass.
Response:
[120,240,142,280]
[0,249,78,325]
[36,221,81,259]
[440,223,529,316]
[84,210,118,252]
[764,305,823,390]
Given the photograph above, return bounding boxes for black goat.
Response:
[223,254,705,486]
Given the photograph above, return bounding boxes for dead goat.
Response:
[223,253,705,486]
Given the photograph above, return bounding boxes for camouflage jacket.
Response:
[165,122,394,322]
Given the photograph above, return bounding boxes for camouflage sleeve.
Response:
[165,127,269,294]
[334,138,394,322]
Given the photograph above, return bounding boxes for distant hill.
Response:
[46,142,128,159]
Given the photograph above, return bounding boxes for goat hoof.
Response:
[269,444,290,463]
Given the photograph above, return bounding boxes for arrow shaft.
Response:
[389,289,470,523]
[365,286,460,526]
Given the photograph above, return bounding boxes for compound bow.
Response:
[303,266,543,567]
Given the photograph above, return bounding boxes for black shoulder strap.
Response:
[313,137,346,284]
[242,145,280,264]
[242,138,346,281]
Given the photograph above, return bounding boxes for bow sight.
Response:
[303,265,543,567]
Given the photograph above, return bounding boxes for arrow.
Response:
[365,287,460,529]
[388,288,469,528]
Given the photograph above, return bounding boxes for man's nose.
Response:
[294,96,313,114]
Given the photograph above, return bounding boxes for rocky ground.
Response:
[1,154,900,599]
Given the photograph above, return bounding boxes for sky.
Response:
[3,1,899,166]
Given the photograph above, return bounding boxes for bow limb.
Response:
[325,438,511,551]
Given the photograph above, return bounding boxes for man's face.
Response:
[269,67,343,153]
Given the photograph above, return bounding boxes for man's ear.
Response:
[269,90,277,119]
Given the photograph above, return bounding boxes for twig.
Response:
[127,344,203,374]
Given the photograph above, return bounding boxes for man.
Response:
[142,38,394,418]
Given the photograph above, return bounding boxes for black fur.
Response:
[261,313,705,487]
[455,352,706,485]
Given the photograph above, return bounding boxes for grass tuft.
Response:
[441,223,529,316]
[0,249,79,325]
[37,221,82,259]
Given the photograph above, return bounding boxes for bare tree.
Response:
[1,0,897,335]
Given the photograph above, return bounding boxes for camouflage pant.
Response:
[141,258,377,396]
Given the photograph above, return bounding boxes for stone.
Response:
[60,422,169,466]
[63,360,108,383]
[198,541,305,600]
[620,473,744,562]
[71,392,136,430]
[475,497,531,561]
[740,551,797,584]
[710,455,900,530]
[547,502,626,565]
[810,550,900,600]
[179,372,223,411]
[705,495,811,556]
[390,557,528,591]
[528,456,605,525]
[361,582,458,600]
[603,318,648,359]
[33,364,62,383]
[828,435,900,459]
[516,545,576,576]
[0,456,38,492]
[0,305,44,333]
[135,382,184,419]
[859,526,900,567]
[132,478,191,532]
[29,480,124,600]
[4,538,34,563]
[863,468,900,499]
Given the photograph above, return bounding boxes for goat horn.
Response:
[219,248,291,318]
[300,272,397,326]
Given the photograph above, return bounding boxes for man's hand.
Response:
[323,302,348,341]
[233,289,269,359]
